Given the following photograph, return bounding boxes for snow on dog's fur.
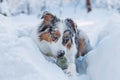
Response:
[32,12,66,58]
[32,11,92,75]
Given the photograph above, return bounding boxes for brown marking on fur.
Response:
[40,32,52,43]
[53,30,61,38]
[76,38,85,58]
[67,19,76,33]
[43,13,53,25]
[63,31,72,49]
[51,30,61,42]
[70,20,76,32]
[66,41,72,49]
[40,30,61,43]
[56,30,61,38]
[79,38,85,52]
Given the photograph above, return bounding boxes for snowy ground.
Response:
[0,9,120,80]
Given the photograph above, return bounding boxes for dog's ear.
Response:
[65,18,77,33]
[41,11,59,25]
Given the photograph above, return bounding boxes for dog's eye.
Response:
[50,29,60,42]
[52,34,58,41]
[65,37,69,42]
[62,37,69,45]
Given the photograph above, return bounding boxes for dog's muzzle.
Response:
[57,50,65,58]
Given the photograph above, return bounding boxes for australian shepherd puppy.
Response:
[32,11,92,75]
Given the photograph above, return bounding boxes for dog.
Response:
[32,11,92,75]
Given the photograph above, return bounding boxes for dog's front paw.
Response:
[65,63,77,76]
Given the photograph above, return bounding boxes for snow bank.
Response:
[0,14,69,80]
[87,14,120,80]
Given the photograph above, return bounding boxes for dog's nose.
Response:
[57,50,65,58]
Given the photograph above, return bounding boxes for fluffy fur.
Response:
[32,11,92,75]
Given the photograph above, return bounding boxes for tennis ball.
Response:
[56,57,68,70]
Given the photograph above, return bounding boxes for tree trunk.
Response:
[86,0,92,12]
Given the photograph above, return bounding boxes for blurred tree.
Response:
[73,0,80,13]
[26,1,30,15]
[0,0,7,16]
[0,0,3,2]
[0,0,1,14]
[41,0,47,12]
[59,0,63,16]
[1,0,120,16]
[86,0,92,12]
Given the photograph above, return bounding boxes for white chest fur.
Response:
[38,41,51,56]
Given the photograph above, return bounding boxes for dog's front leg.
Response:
[65,55,77,76]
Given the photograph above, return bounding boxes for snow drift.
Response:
[87,14,120,80]
[0,14,69,80]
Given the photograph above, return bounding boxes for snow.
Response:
[0,14,89,80]
[0,14,69,80]
[87,14,120,80]
[1,0,120,16]
[1,8,120,80]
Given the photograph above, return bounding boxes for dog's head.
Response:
[38,11,65,58]
[53,18,77,58]
[38,12,77,58]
